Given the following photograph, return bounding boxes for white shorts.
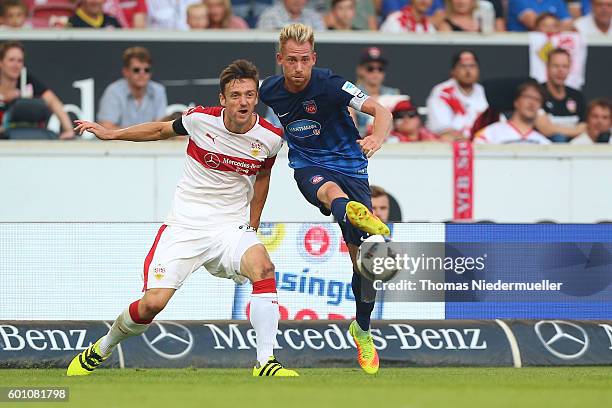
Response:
[142,223,260,291]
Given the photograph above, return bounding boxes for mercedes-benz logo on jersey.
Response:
[534,320,589,360]
[204,152,221,168]
[142,322,194,359]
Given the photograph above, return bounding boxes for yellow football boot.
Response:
[66,338,109,376]
[252,356,299,377]
[349,320,379,375]
[346,201,390,236]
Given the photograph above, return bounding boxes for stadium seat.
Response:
[5,128,58,140]
[4,98,58,140]
[32,3,75,19]
[387,192,402,222]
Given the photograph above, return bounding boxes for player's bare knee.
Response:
[317,181,346,207]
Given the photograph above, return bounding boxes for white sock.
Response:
[99,306,151,356]
[250,292,280,366]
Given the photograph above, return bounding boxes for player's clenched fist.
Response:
[357,135,384,158]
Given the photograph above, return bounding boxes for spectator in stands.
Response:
[574,0,612,35]
[353,47,400,136]
[474,80,550,144]
[426,50,488,140]
[381,0,444,25]
[370,185,390,223]
[232,0,272,27]
[187,3,209,29]
[104,0,147,28]
[0,0,31,29]
[67,0,123,28]
[438,0,480,32]
[0,41,74,139]
[482,0,506,31]
[256,0,326,30]
[507,0,573,32]
[380,0,437,32]
[571,98,612,144]
[534,12,561,34]
[346,0,377,30]
[325,0,357,30]
[387,99,440,142]
[536,48,586,142]
[146,0,200,30]
[97,47,167,129]
[205,0,249,29]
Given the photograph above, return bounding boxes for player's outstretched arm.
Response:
[249,169,272,231]
[74,120,178,142]
[357,98,392,158]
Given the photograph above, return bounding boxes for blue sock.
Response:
[330,197,350,225]
[351,272,375,331]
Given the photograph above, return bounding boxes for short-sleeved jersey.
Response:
[165,106,284,229]
[474,121,551,145]
[259,68,369,179]
[541,85,586,127]
[426,78,488,138]
[507,0,570,32]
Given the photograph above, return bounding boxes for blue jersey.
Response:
[259,68,368,179]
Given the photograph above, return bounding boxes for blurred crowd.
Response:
[0,39,609,144]
[0,0,609,143]
[0,0,609,34]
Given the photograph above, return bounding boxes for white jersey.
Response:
[575,15,611,36]
[474,121,551,145]
[379,8,436,33]
[164,106,284,229]
[426,78,488,138]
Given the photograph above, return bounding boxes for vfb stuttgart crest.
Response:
[153,264,166,280]
[251,141,262,157]
[303,100,317,114]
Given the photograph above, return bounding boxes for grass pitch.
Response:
[1,367,612,408]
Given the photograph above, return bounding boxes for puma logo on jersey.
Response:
[206,133,217,143]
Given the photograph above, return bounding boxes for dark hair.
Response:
[451,50,479,69]
[331,0,355,8]
[586,98,612,118]
[0,41,24,61]
[1,0,27,16]
[514,79,545,102]
[219,59,259,95]
[547,48,571,65]
[370,185,388,198]
[535,12,559,28]
[122,46,152,68]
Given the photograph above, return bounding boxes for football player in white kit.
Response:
[67,60,298,377]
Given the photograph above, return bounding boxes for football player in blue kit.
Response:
[259,23,393,375]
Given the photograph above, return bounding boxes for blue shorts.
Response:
[294,166,372,246]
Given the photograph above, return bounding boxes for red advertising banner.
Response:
[453,141,474,220]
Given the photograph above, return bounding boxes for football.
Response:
[356,234,400,282]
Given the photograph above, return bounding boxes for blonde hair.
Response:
[204,0,232,28]
[444,0,478,16]
[279,23,315,52]
[187,3,208,15]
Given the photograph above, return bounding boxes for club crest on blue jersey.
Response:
[286,120,322,138]
[302,100,318,114]
[310,175,324,184]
